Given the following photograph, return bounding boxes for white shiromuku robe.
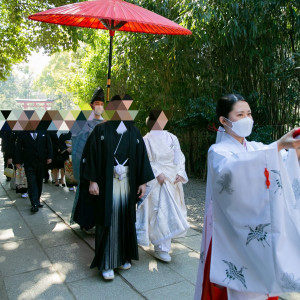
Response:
[136,130,190,247]
[194,129,300,299]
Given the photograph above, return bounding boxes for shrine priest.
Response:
[70,86,105,233]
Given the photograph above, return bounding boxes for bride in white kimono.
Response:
[136,110,189,262]
[194,94,300,300]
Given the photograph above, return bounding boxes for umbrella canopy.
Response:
[29,0,192,100]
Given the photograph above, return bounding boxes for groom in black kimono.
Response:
[83,94,154,280]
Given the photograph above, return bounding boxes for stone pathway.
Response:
[0,173,201,300]
[0,163,299,299]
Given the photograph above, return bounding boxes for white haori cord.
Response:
[114,132,129,181]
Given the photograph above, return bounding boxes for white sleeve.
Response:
[143,136,163,178]
[172,135,188,183]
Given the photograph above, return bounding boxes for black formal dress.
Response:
[15,131,53,208]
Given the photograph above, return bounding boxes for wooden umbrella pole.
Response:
[106,30,115,103]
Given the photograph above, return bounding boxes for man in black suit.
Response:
[15,131,53,212]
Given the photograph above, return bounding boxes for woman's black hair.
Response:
[216,94,246,119]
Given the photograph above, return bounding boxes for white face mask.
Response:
[94,106,104,116]
[224,117,254,137]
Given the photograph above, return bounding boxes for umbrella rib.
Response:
[52,14,75,25]
[51,15,68,24]
[71,16,86,27]
[117,2,132,29]
[122,3,150,30]
[126,21,140,33]
[96,2,109,21]
[125,3,188,34]
[65,15,83,26]
[77,17,91,27]
[89,17,100,29]
[115,3,160,34]
[146,23,162,34]
[125,1,157,24]
[113,1,169,33]
[122,1,181,32]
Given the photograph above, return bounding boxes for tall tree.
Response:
[66,0,300,176]
[0,73,21,109]
[26,0,300,176]
[33,50,84,109]
[0,0,90,80]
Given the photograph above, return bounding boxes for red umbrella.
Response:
[29,0,192,101]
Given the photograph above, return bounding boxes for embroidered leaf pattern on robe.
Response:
[200,251,205,264]
[217,172,233,194]
[281,273,300,291]
[271,170,282,194]
[245,223,271,247]
[222,260,247,289]
[292,178,300,201]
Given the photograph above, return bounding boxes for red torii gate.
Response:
[16,99,53,110]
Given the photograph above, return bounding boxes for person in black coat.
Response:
[7,132,28,198]
[70,86,105,232]
[15,131,53,212]
[0,130,12,181]
[48,131,65,186]
[58,131,77,190]
[83,95,154,280]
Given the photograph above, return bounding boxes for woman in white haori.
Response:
[136,111,189,262]
[194,94,300,300]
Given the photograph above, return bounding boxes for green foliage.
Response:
[0,64,42,109]
[33,51,82,109]
[0,0,85,80]
[25,0,300,177]
[0,74,22,109]
[249,125,275,145]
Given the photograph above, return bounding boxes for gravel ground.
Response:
[183,177,206,232]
